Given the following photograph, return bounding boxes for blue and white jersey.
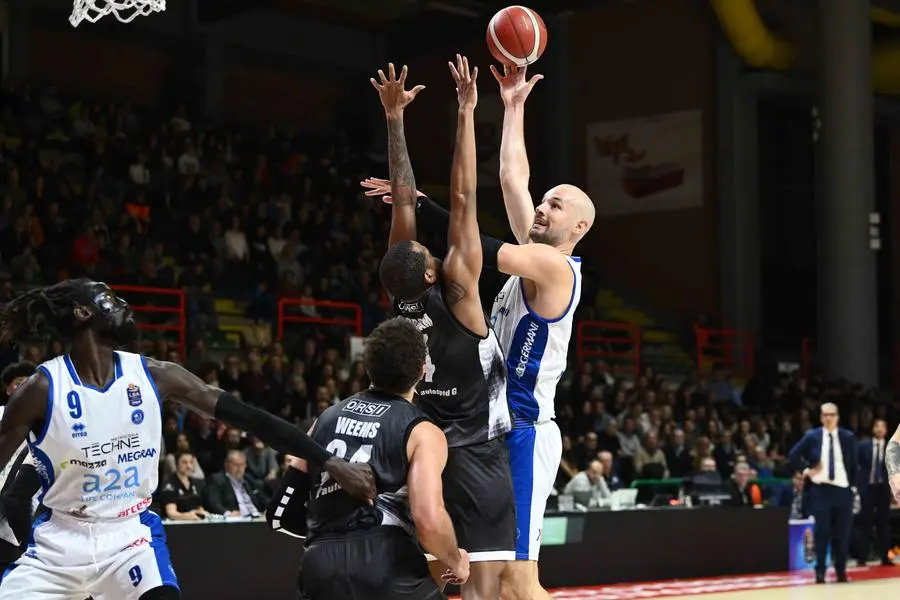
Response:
[29,351,162,521]
[490,255,582,426]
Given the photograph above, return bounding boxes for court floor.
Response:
[449,566,900,600]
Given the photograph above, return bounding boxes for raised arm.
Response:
[370,64,425,248]
[146,358,375,502]
[491,64,544,245]
[443,55,488,337]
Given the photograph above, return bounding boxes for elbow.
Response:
[411,504,441,535]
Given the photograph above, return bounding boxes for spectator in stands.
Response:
[556,436,579,488]
[665,429,693,478]
[728,462,763,507]
[162,432,205,480]
[598,451,622,491]
[713,430,738,478]
[563,460,611,506]
[160,452,209,521]
[244,436,279,487]
[574,432,601,471]
[203,450,271,517]
[634,431,669,479]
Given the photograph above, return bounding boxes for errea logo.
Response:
[342,400,391,417]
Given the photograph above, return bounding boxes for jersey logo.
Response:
[342,399,390,417]
[126,384,143,407]
[515,321,541,378]
[131,409,145,425]
[71,423,88,439]
[397,300,424,314]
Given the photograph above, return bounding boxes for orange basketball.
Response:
[486,6,548,68]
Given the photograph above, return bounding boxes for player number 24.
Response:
[320,440,372,485]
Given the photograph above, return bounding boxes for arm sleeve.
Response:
[416,195,505,271]
[214,392,333,466]
[265,467,311,538]
[2,461,40,545]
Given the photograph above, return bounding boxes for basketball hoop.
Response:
[69,0,165,27]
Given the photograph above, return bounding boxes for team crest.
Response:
[127,384,143,407]
[131,409,145,425]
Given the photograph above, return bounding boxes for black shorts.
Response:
[442,437,516,562]
[299,527,445,600]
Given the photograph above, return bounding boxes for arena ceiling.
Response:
[200,0,619,28]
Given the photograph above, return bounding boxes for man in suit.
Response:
[856,419,893,566]
[788,402,859,583]
[203,449,271,516]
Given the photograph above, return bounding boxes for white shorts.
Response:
[0,510,179,600]
[505,420,562,561]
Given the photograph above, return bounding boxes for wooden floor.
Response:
[507,567,900,600]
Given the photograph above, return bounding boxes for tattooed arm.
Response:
[442,55,488,338]
[370,63,425,249]
[886,424,900,502]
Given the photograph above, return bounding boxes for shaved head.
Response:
[530,184,595,250]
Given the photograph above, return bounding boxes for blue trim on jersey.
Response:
[26,445,55,495]
[16,508,52,563]
[63,353,123,392]
[0,563,17,583]
[506,317,548,424]
[506,427,536,560]
[140,356,163,409]
[518,259,578,324]
[33,366,54,445]
[140,510,180,590]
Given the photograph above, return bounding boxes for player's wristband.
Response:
[215,392,332,466]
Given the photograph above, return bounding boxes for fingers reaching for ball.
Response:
[449,54,479,110]
[370,63,425,117]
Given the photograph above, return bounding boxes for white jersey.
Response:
[29,351,162,521]
[490,255,582,425]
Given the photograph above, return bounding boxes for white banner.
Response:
[585,110,704,217]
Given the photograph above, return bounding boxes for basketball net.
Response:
[69,0,165,27]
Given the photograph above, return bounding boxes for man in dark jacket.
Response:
[202,450,271,516]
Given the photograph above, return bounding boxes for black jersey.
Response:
[305,389,426,542]
[394,285,510,448]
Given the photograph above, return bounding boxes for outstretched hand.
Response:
[360,177,425,205]
[489,63,542,107]
[449,54,478,110]
[370,63,425,117]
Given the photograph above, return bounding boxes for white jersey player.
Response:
[0,279,376,600]
[490,62,595,599]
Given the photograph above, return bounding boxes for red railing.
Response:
[694,325,755,377]
[277,298,363,340]
[576,321,642,378]
[111,285,186,357]
[801,336,813,377]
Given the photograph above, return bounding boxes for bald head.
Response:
[531,184,595,250]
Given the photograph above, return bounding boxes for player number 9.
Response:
[67,391,82,420]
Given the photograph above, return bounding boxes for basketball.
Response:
[486,6,548,68]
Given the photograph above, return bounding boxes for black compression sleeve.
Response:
[3,463,39,545]
[214,393,332,465]
[417,195,506,271]
[265,466,310,537]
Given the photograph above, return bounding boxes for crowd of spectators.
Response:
[2,79,899,563]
